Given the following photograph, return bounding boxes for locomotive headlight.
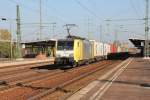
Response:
[69,54,73,57]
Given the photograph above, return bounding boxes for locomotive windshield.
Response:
[57,40,74,50]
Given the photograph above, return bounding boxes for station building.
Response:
[21,39,56,58]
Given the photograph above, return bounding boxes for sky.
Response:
[0,0,148,45]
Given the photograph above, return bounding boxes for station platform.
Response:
[0,58,54,68]
[67,58,150,100]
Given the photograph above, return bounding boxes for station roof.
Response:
[129,38,148,48]
[21,39,56,46]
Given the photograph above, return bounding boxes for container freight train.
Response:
[54,36,128,67]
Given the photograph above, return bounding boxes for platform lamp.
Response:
[1,18,13,60]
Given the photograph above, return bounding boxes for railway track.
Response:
[0,60,117,100]
[41,61,121,100]
[63,58,132,100]
[0,61,54,80]
[0,62,59,92]
[0,62,98,91]
[29,60,117,100]
[0,60,53,71]
[0,69,63,91]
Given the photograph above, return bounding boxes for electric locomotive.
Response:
[54,36,92,67]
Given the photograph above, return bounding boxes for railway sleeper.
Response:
[56,87,72,93]
[16,83,52,90]
[0,80,8,86]
[140,83,150,88]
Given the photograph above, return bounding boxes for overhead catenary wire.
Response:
[6,0,146,43]
[74,0,102,21]
[129,0,142,18]
[86,0,104,18]
[7,0,40,14]
[136,0,144,16]
[7,0,67,24]
[43,0,68,23]
[104,18,145,21]
[7,0,19,4]
[6,0,68,40]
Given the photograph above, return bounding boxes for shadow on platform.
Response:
[99,79,150,88]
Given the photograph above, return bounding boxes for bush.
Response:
[0,42,11,58]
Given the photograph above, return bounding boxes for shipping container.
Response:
[117,46,122,53]
[110,44,117,53]
[90,40,104,60]
[103,43,110,59]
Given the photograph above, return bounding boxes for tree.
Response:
[0,29,11,58]
[0,29,11,40]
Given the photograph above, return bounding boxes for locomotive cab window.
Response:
[57,40,74,50]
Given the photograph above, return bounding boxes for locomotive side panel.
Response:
[74,39,93,64]
[74,39,83,62]
[90,41,95,59]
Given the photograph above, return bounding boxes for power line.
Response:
[86,0,104,17]
[7,0,40,14]
[129,0,142,18]
[136,0,144,16]
[7,0,67,24]
[7,0,18,4]
[74,0,102,21]
[6,0,68,41]
[43,0,67,23]
[104,18,145,21]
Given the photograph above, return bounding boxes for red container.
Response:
[110,44,117,53]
